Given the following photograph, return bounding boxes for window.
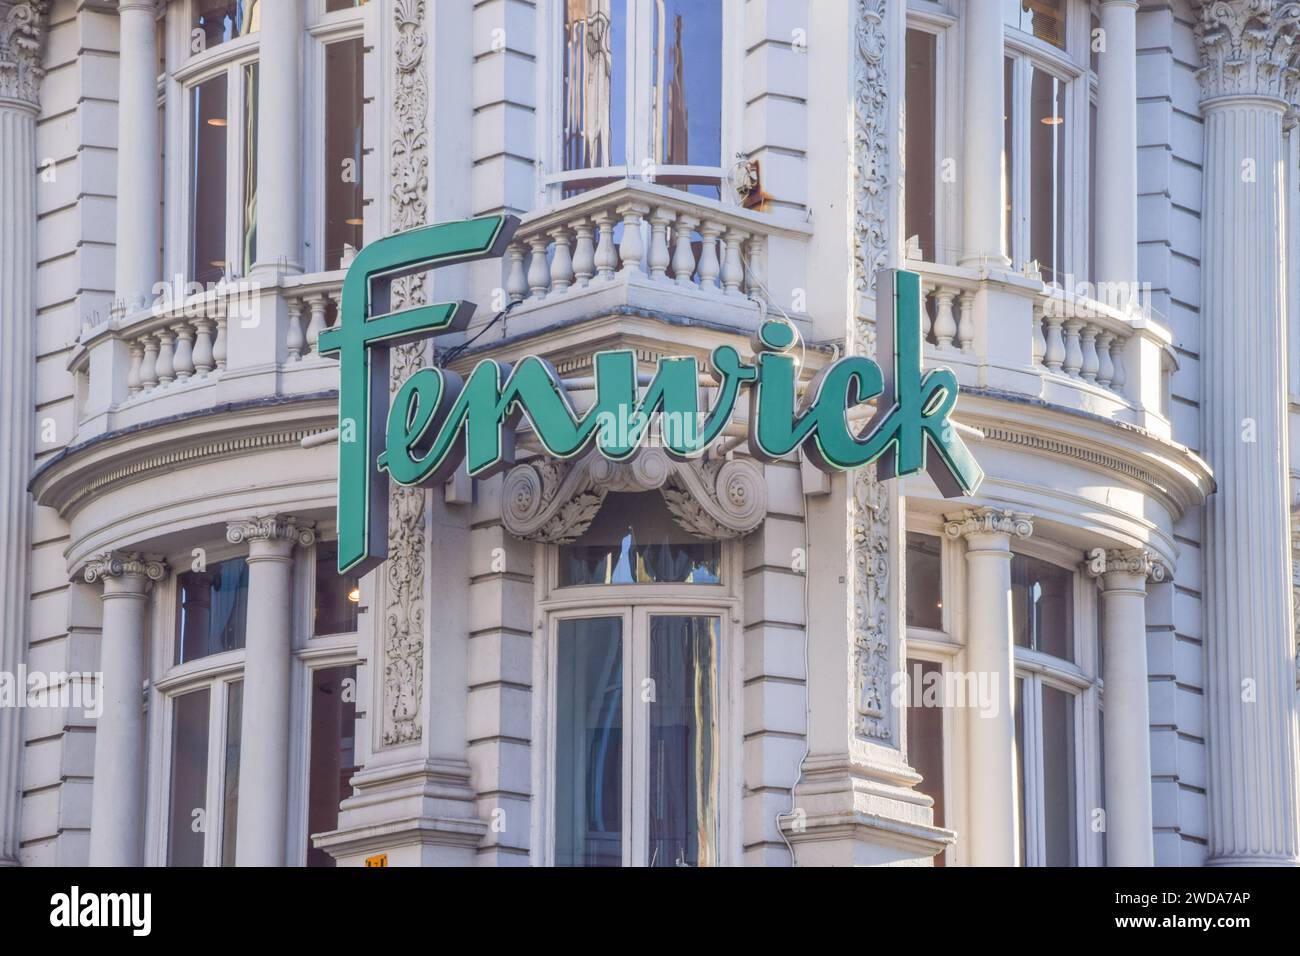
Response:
[553,611,721,866]
[192,0,259,52]
[1016,675,1079,865]
[558,492,720,586]
[556,0,724,198]
[1004,0,1066,50]
[904,28,938,260]
[175,556,249,664]
[1011,551,1074,661]
[906,532,943,630]
[187,59,258,283]
[905,658,946,865]
[220,681,242,866]
[167,688,210,866]
[322,37,365,271]
[314,541,360,636]
[306,666,359,867]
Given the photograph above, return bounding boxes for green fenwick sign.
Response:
[319,214,983,576]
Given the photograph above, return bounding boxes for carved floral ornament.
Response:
[500,447,766,543]
[1195,0,1300,103]
[1085,547,1171,585]
[226,515,317,548]
[0,1,47,107]
[942,507,1035,541]
[82,552,168,585]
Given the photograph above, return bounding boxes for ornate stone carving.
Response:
[1194,0,1300,103]
[1085,546,1170,583]
[226,515,316,548]
[382,0,431,748]
[500,448,767,543]
[0,1,48,108]
[942,508,1035,541]
[82,552,168,585]
[850,0,892,742]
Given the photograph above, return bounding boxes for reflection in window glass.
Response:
[1004,0,1066,49]
[189,73,229,284]
[648,615,719,867]
[315,542,360,636]
[905,29,937,259]
[651,0,721,198]
[241,62,258,275]
[175,557,249,664]
[307,666,359,867]
[1041,684,1077,865]
[1029,67,1067,284]
[905,659,945,863]
[559,492,720,586]
[168,689,210,866]
[1011,552,1073,661]
[562,0,627,172]
[221,681,242,866]
[324,38,365,270]
[555,617,623,866]
[906,532,943,629]
[192,0,259,51]
[326,0,367,10]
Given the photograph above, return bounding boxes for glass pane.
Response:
[175,557,249,664]
[189,73,229,284]
[1014,676,1026,866]
[314,541,361,636]
[1029,66,1066,284]
[905,532,943,629]
[1088,99,1097,284]
[220,681,242,866]
[648,615,720,867]
[1011,552,1074,661]
[905,659,945,857]
[307,665,359,867]
[905,29,937,260]
[168,689,211,866]
[1003,57,1014,262]
[1098,706,1106,866]
[651,0,721,198]
[326,0,366,10]
[559,492,720,586]
[1004,0,1066,50]
[192,0,259,51]
[241,62,258,275]
[562,0,627,174]
[555,617,623,866]
[324,38,365,270]
[1041,684,1077,865]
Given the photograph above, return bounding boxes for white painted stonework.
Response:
[0,0,1297,867]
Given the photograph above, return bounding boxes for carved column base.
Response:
[783,756,954,866]
[315,758,487,866]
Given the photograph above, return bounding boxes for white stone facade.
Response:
[0,0,1296,867]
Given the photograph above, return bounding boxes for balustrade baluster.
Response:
[127,342,144,394]
[549,227,574,294]
[1043,312,1066,371]
[172,323,196,380]
[139,335,159,390]
[698,221,723,292]
[1062,319,1084,378]
[672,215,699,287]
[305,294,328,354]
[721,229,748,296]
[617,203,649,275]
[155,329,175,385]
[505,242,529,302]
[593,212,617,281]
[286,297,305,362]
[192,318,214,377]
[745,234,768,299]
[527,236,550,299]
[571,220,595,288]
[932,289,957,348]
[213,316,228,371]
[1096,331,1115,388]
[648,208,673,282]
[1031,303,1047,365]
[1109,336,1127,391]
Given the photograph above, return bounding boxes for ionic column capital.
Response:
[1194,0,1300,106]
[226,515,317,549]
[1085,546,1170,586]
[81,551,169,591]
[0,1,50,110]
[942,507,1033,543]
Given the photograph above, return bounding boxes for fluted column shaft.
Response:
[945,508,1033,865]
[251,0,303,276]
[1196,1,1300,864]
[1089,548,1162,866]
[114,0,160,310]
[230,517,313,866]
[1095,1,1138,297]
[85,554,167,866]
[959,1,1008,267]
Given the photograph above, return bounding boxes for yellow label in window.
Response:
[365,853,388,868]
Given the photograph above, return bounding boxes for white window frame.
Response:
[531,535,743,867]
[536,0,743,203]
[904,6,959,265]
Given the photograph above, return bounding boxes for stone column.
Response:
[944,508,1033,866]
[1195,0,1300,865]
[114,0,160,311]
[1094,0,1138,303]
[1088,547,1163,866]
[0,0,48,868]
[959,0,1009,267]
[228,516,314,866]
[250,0,302,277]
[83,553,168,866]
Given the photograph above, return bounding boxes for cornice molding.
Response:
[1195,0,1300,105]
[0,1,47,108]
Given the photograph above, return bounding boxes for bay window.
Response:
[904,28,938,261]
[192,0,259,52]
[554,0,725,198]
